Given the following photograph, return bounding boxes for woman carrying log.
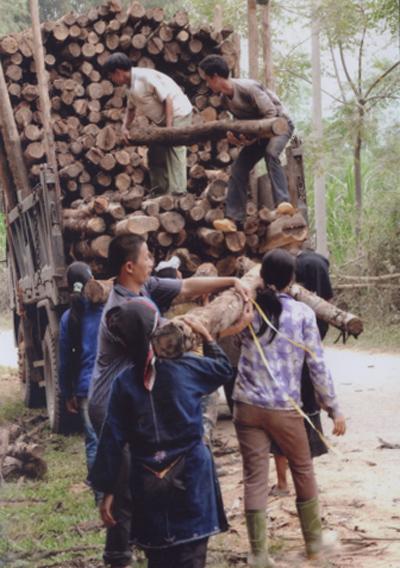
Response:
[58,262,104,506]
[222,249,346,567]
[88,298,251,568]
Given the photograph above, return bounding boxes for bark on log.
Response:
[7,441,45,461]
[127,117,289,147]
[259,212,308,253]
[0,427,10,476]
[113,214,160,235]
[152,259,364,358]
[84,278,114,303]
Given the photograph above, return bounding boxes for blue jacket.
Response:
[89,341,233,549]
[58,298,104,400]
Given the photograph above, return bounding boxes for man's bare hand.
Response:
[100,494,116,528]
[66,395,78,414]
[227,131,256,146]
[121,125,130,145]
[233,278,251,302]
[332,413,346,436]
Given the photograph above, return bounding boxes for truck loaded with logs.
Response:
[0,0,362,433]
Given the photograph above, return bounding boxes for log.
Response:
[158,211,185,234]
[113,214,160,235]
[7,441,45,461]
[127,117,289,147]
[0,427,10,476]
[259,212,308,253]
[152,257,364,358]
[0,60,31,200]
[152,265,261,358]
[84,278,114,303]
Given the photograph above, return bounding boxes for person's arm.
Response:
[100,494,116,528]
[121,107,136,145]
[226,130,257,146]
[251,86,278,118]
[164,94,174,128]
[179,276,250,303]
[58,313,75,403]
[303,310,343,423]
[219,301,254,339]
[88,375,128,494]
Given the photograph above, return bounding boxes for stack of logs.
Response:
[0,425,47,481]
[0,0,308,275]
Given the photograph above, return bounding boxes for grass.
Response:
[0,378,106,567]
[0,381,250,568]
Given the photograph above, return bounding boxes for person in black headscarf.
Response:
[89,297,253,568]
[58,262,105,505]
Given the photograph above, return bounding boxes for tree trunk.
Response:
[151,261,363,358]
[127,117,288,147]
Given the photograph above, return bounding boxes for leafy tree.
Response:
[0,0,30,35]
[315,0,400,238]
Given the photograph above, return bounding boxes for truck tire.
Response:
[42,326,68,433]
[18,323,45,408]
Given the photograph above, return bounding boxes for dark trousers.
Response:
[145,537,209,568]
[103,444,133,567]
[226,121,294,222]
[93,411,133,568]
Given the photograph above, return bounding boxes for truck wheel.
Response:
[42,327,68,433]
[18,323,45,408]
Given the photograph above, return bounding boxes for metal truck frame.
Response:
[7,163,70,433]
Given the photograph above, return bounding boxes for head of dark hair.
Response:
[66,262,92,358]
[255,249,295,342]
[199,55,229,79]
[102,52,132,76]
[261,249,295,291]
[107,233,146,277]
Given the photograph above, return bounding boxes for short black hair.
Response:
[199,55,230,79]
[103,52,132,76]
[108,234,146,276]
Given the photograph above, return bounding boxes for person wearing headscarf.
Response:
[223,249,346,567]
[89,298,252,568]
[58,262,104,505]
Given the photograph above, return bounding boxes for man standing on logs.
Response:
[88,233,250,568]
[103,53,193,198]
[199,54,295,232]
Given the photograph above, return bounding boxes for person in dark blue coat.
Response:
[89,297,252,568]
[58,262,104,504]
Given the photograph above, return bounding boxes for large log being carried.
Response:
[126,117,288,146]
[151,260,363,359]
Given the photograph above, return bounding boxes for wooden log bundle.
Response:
[152,261,364,359]
[0,0,307,277]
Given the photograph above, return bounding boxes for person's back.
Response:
[89,303,234,567]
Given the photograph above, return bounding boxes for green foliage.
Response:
[0,0,30,35]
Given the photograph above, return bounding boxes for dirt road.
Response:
[212,345,400,567]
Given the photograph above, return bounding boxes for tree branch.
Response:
[338,41,360,99]
[364,60,400,99]
[277,68,346,104]
[329,43,348,104]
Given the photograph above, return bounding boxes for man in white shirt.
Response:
[103,53,193,197]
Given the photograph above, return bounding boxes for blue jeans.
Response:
[77,397,102,503]
[226,120,295,221]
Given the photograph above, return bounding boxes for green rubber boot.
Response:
[244,510,275,568]
[296,497,338,559]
